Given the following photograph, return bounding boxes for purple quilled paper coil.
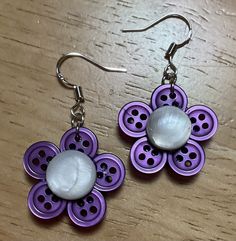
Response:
[23,127,125,227]
[119,84,218,176]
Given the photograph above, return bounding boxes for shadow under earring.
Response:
[23,52,126,227]
[118,14,218,176]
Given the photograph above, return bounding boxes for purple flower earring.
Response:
[23,52,127,227]
[118,14,218,176]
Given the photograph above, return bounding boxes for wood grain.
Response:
[0,0,235,240]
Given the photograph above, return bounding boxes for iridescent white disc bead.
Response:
[46,150,96,200]
[146,106,191,151]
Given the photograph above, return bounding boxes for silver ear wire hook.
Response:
[121,13,192,90]
[56,52,127,89]
[56,52,127,130]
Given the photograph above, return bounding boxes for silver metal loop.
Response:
[71,102,85,118]
[121,13,192,87]
[162,64,177,85]
[71,115,85,129]
[56,52,127,89]
[71,102,85,128]
[121,13,192,60]
[56,52,127,130]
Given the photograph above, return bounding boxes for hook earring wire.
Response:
[121,13,192,89]
[56,52,127,130]
[56,52,127,89]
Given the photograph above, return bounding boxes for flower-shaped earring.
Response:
[23,52,126,227]
[118,14,218,176]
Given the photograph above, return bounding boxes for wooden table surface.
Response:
[0,0,236,240]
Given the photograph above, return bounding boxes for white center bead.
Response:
[46,150,96,200]
[146,106,191,151]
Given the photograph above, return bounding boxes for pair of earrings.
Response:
[23,14,218,228]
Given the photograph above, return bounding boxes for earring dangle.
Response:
[118,14,218,176]
[23,52,126,227]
